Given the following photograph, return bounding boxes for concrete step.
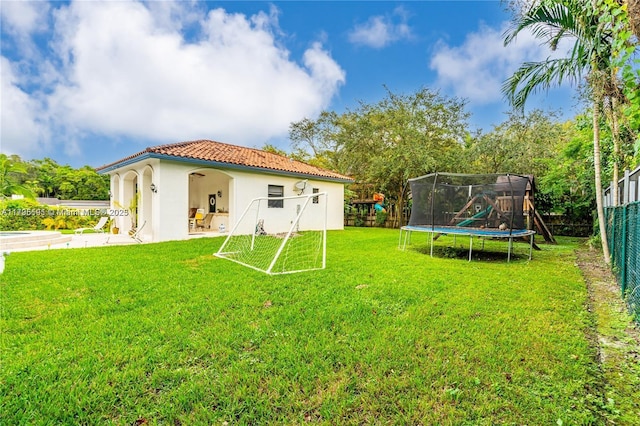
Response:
[0,231,73,250]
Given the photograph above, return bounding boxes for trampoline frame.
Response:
[398,225,535,262]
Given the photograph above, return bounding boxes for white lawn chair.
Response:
[75,216,109,234]
[129,220,146,243]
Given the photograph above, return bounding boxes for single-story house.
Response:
[96,139,353,242]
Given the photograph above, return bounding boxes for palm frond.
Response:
[502,57,585,110]
[502,0,614,110]
[504,2,584,46]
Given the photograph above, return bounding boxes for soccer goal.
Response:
[215,192,328,275]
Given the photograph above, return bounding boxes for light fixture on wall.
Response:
[217,190,222,198]
[150,183,158,193]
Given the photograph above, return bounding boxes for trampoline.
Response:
[399,173,536,262]
[399,225,535,262]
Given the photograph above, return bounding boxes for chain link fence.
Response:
[605,202,640,323]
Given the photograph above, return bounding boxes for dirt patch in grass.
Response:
[576,245,640,424]
[181,255,216,269]
[415,244,529,262]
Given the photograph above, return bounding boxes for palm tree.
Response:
[502,0,613,263]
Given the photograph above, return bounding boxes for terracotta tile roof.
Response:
[97,139,353,182]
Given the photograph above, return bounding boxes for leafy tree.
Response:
[260,144,290,157]
[260,143,310,163]
[342,87,468,191]
[290,87,469,225]
[0,154,35,199]
[464,109,564,178]
[23,158,109,200]
[289,111,347,172]
[72,167,109,200]
[29,158,58,197]
[463,109,603,226]
[25,180,44,196]
[538,116,598,222]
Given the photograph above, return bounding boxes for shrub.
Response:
[44,206,95,230]
[375,211,388,227]
[0,198,45,230]
[0,199,99,231]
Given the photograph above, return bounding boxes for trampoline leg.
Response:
[529,233,533,260]
[430,232,434,257]
[398,228,411,250]
[401,229,411,250]
[508,237,513,262]
[469,236,473,262]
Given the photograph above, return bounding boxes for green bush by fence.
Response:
[0,199,99,231]
[605,202,640,323]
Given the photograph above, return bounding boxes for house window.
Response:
[268,185,284,208]
[312,188,320,204]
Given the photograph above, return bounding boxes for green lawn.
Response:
[0,228,611,424]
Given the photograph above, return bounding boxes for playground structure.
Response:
[399,173,537,261]
[373,193,386,212]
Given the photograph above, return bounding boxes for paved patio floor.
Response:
[5,231,225,253]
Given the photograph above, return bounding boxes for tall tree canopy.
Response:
[289,87,470,224]
[0,156,109,200]
[464,109,565,178]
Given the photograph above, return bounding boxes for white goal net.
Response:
[214,193,327,275]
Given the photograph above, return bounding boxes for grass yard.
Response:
[0,228,622,424]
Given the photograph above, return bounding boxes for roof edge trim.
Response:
[98,153,353,183]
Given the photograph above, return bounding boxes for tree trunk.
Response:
[593,99,611,264]
[604,92,621,206]
[397,182,404,227]
[628,0,640,40]
[611,95,621,206]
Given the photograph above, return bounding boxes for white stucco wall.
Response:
[229,170,344,235]
[156,161,190,241]
[106,158,347,242]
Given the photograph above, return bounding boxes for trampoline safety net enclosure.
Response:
[400,173,536,261]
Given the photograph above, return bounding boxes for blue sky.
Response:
[1,1,578,168]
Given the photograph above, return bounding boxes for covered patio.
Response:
[187,169,231,234]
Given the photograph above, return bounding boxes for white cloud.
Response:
[0,57,49,157]
[348,7,412,49]
[2,0,346,157]
[145,0,203,33]
[303,42,347,100]
[0,0,51,61]
[0,0,49,36]
[429,21,572,104]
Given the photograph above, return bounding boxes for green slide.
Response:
[457,205,492,227]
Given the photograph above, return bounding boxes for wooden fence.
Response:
[345,200,408,228]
